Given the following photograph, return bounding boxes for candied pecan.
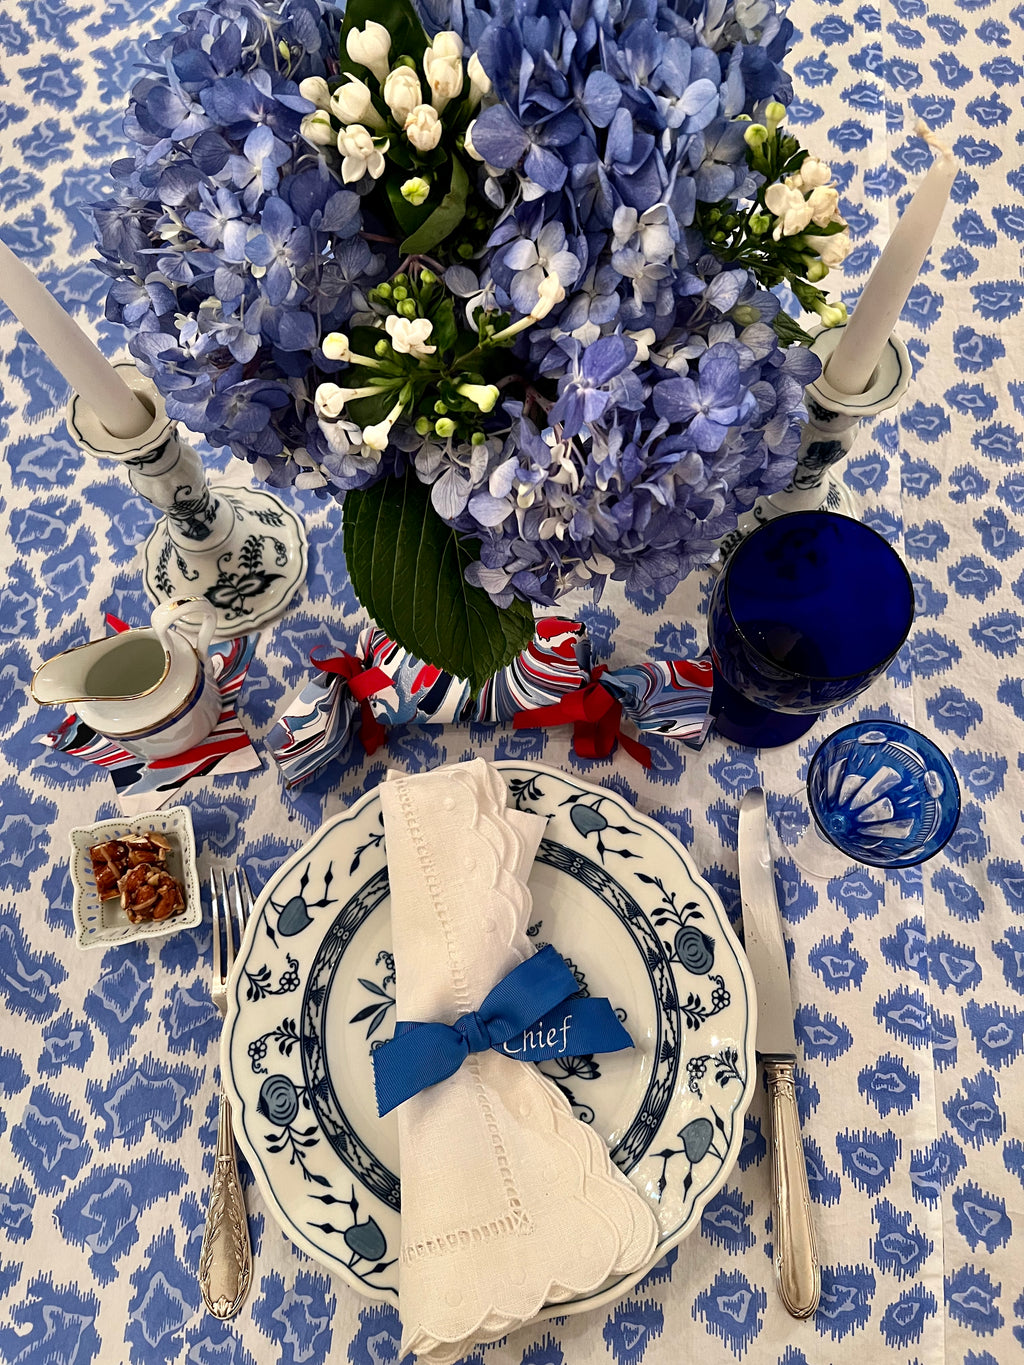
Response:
[90,839,129,901]
[124,834,170,868]
[120,864,185,924]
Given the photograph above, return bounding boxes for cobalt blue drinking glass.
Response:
[707,512,915,748]
[806,720,960,867]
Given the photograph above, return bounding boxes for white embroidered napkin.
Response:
[380,759,659,1364]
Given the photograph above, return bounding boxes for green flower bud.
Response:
[732,304,760,326]
[765,101,787,132]
[750,213,771,235]
[375,339,390,357]
[393,273,409,287]
[415,416,432,436]
[744,123,769,149]
[392,285,408,301]
[419,268,437,285]
[434,417,456,438]
[457,242,474,259]
[374,282,392,300]
[471,431,487,445]
[398,298,418,318]
[400,176,430,207]
[805,260,829,283]
[814,300,848,328]
[434,400,448,415]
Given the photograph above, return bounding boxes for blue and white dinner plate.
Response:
[223,763,756,1312]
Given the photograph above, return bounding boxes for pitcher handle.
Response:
[151,596,217,663]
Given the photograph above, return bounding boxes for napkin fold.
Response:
[380,759,659,1363]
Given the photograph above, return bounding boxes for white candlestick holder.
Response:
[67,362,308,637]
[718,324,912,558]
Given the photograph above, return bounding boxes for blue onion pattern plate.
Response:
[223,763,755,1311]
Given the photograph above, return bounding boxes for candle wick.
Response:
[914,118,956,162]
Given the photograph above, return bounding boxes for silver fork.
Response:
[199,868,254,1319]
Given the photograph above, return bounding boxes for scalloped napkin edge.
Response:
[380,759,659,1364]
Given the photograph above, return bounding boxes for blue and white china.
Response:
[67,364,309,637]
[806,720,961,868]
[223,763,755,1310]
[31,597,222,761]
[67,805,202,950]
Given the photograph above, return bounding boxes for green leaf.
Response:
[338,0,428,78]
[429,296,458,352]
[342,471,535,691]
[346,389,399,427]
[399,157,469,256]
[772,312,816,347]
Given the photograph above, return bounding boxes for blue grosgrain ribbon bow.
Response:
[372,944,633,1116]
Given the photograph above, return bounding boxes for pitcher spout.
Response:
[30,632,169,706]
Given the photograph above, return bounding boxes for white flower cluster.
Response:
[299,25,488,196]
[764,156,852,268]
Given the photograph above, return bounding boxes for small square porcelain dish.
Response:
[68,806,202,951]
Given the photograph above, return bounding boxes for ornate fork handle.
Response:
[199,1090,253,1318]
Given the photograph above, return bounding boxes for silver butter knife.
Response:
[738,787,820,1319]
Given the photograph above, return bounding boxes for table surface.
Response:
[1,1,1022,1363]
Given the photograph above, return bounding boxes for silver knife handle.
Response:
[199,1092,253,1319]
[764,1057,820,1319]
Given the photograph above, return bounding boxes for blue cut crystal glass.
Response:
[806,720,961,867]
[707,512,915,748]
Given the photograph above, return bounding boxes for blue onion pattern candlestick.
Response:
[67,362,308,637]
[718,324,912,558]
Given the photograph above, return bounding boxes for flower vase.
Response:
[67,362,308,636]
[717,324,912,558]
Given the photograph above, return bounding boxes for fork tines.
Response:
[209,868,253,987]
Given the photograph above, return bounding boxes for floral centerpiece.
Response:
[94,0,851,687]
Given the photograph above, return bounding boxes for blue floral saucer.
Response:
[222,763,755,1314]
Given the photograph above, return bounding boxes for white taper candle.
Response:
[826,123,958,396]
[0,238,153,438]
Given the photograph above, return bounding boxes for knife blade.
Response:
[738,787,820,1319]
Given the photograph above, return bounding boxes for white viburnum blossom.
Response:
[337,125,388,183]
[463,118,484,161]
[764,182,814,239]
[314,382,382,419]
[345,21,391,83]
[299,76,331,110]
[404,103,442,152]
[401,176,430,206]
[385,314,436,357]
[466,52,491,107]
[362,397,406,451]
[804,229,853,267]
[423,31,464,112]
[794,156,833,189]
[321,333,353,361]
[300,110,335,146]
[330,76,385,131]
[383,66,422,123]
[530,272,566,320]
[806,185,842,228]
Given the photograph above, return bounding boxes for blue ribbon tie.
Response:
[372,943,633,1116]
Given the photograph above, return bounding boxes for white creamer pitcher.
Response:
[31,598,222,760]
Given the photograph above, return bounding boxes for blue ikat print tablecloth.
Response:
[1,1,1022,1363]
